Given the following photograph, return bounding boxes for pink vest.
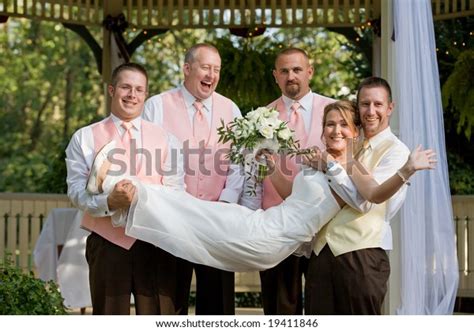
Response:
[161,90,234,201]
[81,117,168,249]
[262,94,334,209]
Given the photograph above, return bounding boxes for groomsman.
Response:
[143,43,243,315]
[305,77,410,314]
[260,48,334,314]
[65,63,184,314]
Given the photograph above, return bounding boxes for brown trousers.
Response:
[86,232,184,315]
[178,260,235,315]
[304,245,390,315]
[259,254,308,315]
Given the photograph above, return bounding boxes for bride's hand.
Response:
[256,149,276,172]
[302,147,327,171]
[407,145,437,171]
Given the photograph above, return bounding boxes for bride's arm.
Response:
[346,145,436,203]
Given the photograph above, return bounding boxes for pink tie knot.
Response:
[193,100,204,113]
[290,101,301,112]
[121,121,133,131]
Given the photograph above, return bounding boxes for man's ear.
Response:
[272,69,278,83]
[387,101,395,116]
[108,84,114,97]
[183,62,191,76]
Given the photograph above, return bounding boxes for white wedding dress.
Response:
[120,168,340,272]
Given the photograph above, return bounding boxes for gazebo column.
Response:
[102,1,124,85]
[379,0,402,315]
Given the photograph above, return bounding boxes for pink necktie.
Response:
[193,100,210,144]
[289,102,307,144]
[121,121,134,174]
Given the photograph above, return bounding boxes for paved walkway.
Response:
[69,306,264,315]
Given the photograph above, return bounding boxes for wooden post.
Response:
[102,1,124,113]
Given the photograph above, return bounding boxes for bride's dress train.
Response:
[123,168,340,272]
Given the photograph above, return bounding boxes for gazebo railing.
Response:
[0,192,261,292]
[1,1,472,30]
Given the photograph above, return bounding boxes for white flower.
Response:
[260,116,279,129]
[259,125,274,139]
[277,127,292,140]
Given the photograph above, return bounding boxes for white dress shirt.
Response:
[326,127,410,249]
[143,85,244,203]
[65,114,185,218]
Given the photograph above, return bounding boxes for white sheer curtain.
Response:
[393,0,459,314]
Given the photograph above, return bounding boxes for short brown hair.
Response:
[356,76,392,104]
[274,47,309,67]
[110,62,148,87]
[184,43,220,64]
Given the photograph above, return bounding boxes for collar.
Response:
[281,90,313,112]
[181,85,212,113]
[363,127,392,149]
[110,113,141,131]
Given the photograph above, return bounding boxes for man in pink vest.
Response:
[260,48,334,315]
[143,43,243,315]
[66,63,185,314]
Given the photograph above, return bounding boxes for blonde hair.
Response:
[322,100,360,134]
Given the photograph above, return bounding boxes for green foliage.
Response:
[215,37,280,111]
[442,50,474,139]
[447,152,474,195]
[235,292,262,308]
[0,256,67,315]
[0,19,103,193]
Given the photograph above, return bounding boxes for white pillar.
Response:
[380,0,401,315]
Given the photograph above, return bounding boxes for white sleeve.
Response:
[161,133,186,191]
[65,128,115,217]
[326,144,410,216]
[143,95,164,125]
[219,102,244,203]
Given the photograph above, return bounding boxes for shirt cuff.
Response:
[90,194,116,217]
[219,188,241,204]
[325,162,347,184]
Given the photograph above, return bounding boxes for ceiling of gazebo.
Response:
[0,0,472,30]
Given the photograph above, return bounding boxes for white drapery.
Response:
[393,0,459,314]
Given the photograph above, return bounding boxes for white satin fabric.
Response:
[394,0,459,314]
[124,169,340,272]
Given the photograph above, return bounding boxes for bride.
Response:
[87,101,436,272]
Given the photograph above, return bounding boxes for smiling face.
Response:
[273,51,313,100]
[358,86,394,139]
[323,110,358,157]
[108,69,147,121]
[183,46,221,100]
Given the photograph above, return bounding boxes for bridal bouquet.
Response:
[217,106,300,195]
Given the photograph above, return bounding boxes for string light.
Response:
[355,37,360,42]
[445,51,449,55]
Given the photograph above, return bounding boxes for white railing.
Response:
[0,192,260,292]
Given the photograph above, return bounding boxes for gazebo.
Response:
[1,0,473,315]
[1,0,472,82]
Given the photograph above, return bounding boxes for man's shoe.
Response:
[86,140,116,194]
